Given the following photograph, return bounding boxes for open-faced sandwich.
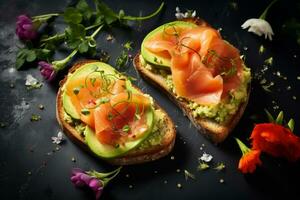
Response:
[56,61,176,165]
[134,19,251,143]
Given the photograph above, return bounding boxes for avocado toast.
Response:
[56,60,176,165]
[134,19,251,143]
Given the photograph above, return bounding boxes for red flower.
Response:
[250,123,300,161]
[238,150,262,173]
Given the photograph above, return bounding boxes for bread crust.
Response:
[56,60,176,165]
[133,18,250,144]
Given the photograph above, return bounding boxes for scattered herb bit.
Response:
[275,111,284,125]
[73,87,81,95]
[9,83,15,88]
[219,178,225,184]
[243,46,248,51]
[261,81,274,92]
[264,57,273,66]
[38,104,44,110]
[197,162,210,171]
[0,122,6,128]
[259,45,265,54]
[176,183,182,189]
[30,114,41,121]
[229,1,238,10]
[115,41,133,69]
[81,108,90,115]
[154,170,158,174]
[175,7,196,19]
[199,152,213,162]
[184,170,196,180]
[214,162,226,172]
[71,157,76,162]
[114,143,120,148]
[98,97,110,104]
[122,125,130,133]
[106,34,114,41]
[51,131,64,145]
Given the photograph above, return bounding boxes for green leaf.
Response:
[16,57,25,69]
[287,119,295,132]
[64,7,83,24]
[78,40,89,53]
[25,50,37,62]
[94,0,118,24]
[65,24,86,49]
[275,111,284,125]
[76,0,93,21]
[264,109,275,123]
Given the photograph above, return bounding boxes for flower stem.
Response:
[102,167,122,186]
[121,2,164,21]
[41,23,104,43]
[52,49,78,70]
[235,138,251,155]
[90,24,104,38]
[89,166,122,179]
[32,13,60,19]
[259,0,278,20]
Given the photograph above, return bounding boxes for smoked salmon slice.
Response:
[94,92,151,145]
[144,24,243,105]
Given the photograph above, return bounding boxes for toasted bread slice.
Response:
[133,19,250,144]
[56,60,176,165]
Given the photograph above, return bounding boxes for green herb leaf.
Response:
[81,108,90,115]
[31,114,41,121]
[275,111,284,125]
[287,118,295,132]
[98,97,110,104]
[184,170,196,180]
[76,0,93,21]
[63,7,83,24]
[94,0,118,25]
[16,48,38,69]
[264,109,275,123]
[78,40,89,53]
[122,124,130,132]
[197,162,210,171]
[214,162,226,172]
[65,24,86,49]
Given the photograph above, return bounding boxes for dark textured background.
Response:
[0,0,300,199]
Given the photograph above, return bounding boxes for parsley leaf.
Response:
[63,7,83,24]
[94,0,118,25]
[76,0,93,21]
[65,24,86,49]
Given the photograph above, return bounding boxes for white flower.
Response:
[25,74,38,86]
[51,131,64,144]
[241,18,274,41]
[175,7,197,19]
[199,152,213,162]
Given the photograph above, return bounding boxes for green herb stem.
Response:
[259,0,278,20]
[121,2,164,21]
[90,24,104,38]
[32,13,60,19]
[41,23,104,43]
[52,49,78,70]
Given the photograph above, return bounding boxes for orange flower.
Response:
[250,123,300,161]
[238,150,262,174]
[236,138,262,173]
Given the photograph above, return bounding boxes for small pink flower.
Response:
[16,15,37,41]
[38,61,56,81]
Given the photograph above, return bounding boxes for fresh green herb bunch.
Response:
[16,0,164,80]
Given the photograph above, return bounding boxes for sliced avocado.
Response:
[85,107,155,159]
[141,21,197,68]
[62,62,119,119]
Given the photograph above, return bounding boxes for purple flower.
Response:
[16,15,37,41]
[38,61,56,81]
[71,168,104,199]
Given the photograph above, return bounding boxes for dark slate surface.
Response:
[0,0,300,199]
